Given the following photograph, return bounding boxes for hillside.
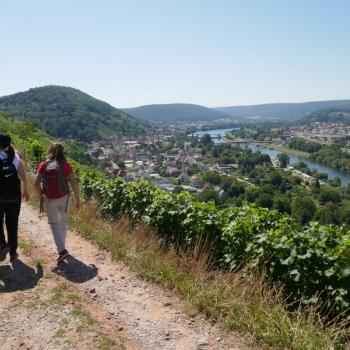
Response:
[300,104,350,124]
[124,100,350,123]
[0,86,146,142]
[123,103,232,122]
[215,100,350,121]
[0,112,95,165]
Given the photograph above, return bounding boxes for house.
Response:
[190,175,201,188]
[183,142,191,151]
[181,185,198,193]
[292,169,317,184]
[218,163,239,170]
[176,172,190,184]
[143,164,157,179]
[136,153,149,162]
[166,166,181,176]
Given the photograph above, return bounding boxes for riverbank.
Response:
[251,142,311,158]
[190,127,350,185]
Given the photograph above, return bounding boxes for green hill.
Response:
[0,86,147,142]
[124,100,350,123]
[0,111,95,166]
[215,100,350,121]
[300,104,350,124]
[123,103,232,122]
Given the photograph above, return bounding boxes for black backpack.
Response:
[0,156,21,201]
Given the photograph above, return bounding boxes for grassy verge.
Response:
[251,142,311,158]
[69,203,347,350]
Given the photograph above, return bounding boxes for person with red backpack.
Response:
[0,133,29,262]
[35,143,80,262]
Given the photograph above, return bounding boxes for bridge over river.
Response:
[189,128,249,145]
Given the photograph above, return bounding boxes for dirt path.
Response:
[0,203,252,350]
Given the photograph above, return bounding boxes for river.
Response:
[247,144,350,186]
[190,128,350,186]
[189,128,238,141]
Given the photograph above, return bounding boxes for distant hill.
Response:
[0,86,146,142]
[215,100,350,121]
[123,103,232,122]
[300,104,350,124]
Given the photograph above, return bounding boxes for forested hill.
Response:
[215,100,350,121]
[300,104,350,124]
[123,103,232,122]
[0,86,147,142]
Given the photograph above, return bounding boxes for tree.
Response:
[201,133,214,147]
[319,188,342,204]
[334,176,342,187]
[29,139,45,161]
[117,160,126,170]
[277,153,290,168]
[291,196,316,225]
[255,193,273,208]
[312,179,321,192]
[200,171,221,186]
[294,161,309,171]
[212,147,220,158]
[187,164,199,176]
[339,203,350,227]
[314,172,328,181]
[198,188,220,204]
[226,183,245,198]
[289,138,321,153]
[273,194,291,213]
[173,185,185,194]
[315,203,340,225]
[269,172,283,187]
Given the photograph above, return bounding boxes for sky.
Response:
[1,0,350,108]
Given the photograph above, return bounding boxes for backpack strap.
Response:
[7,152,15,163]
[41,160,50,194]
[0,152,15,167]
[56,160,69,195]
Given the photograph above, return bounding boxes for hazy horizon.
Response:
[2,85,350,110]
[1,0,350,108]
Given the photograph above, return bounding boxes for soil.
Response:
[0,202,254,350]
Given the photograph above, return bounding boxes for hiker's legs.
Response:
[58,196,69,246]
[0,202,6,246]
[4,200,21,255]
[46,198,65,253]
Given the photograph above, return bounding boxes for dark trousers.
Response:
[0,200,21,254]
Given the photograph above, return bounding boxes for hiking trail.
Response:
[0,202,253,350]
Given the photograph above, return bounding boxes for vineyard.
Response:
[1,111,349,320]
[79,170,350,318]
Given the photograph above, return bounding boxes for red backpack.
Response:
[42,160,69,198]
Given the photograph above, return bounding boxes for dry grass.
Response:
[69,202,349,350]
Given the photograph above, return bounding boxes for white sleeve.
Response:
[13,154,21,170]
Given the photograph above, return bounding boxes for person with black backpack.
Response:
[0,133,29,262]
[34,143,81,262]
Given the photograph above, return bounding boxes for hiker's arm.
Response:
[68,172,81,209]
[18,161,29,201]
[34,173,43,197]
